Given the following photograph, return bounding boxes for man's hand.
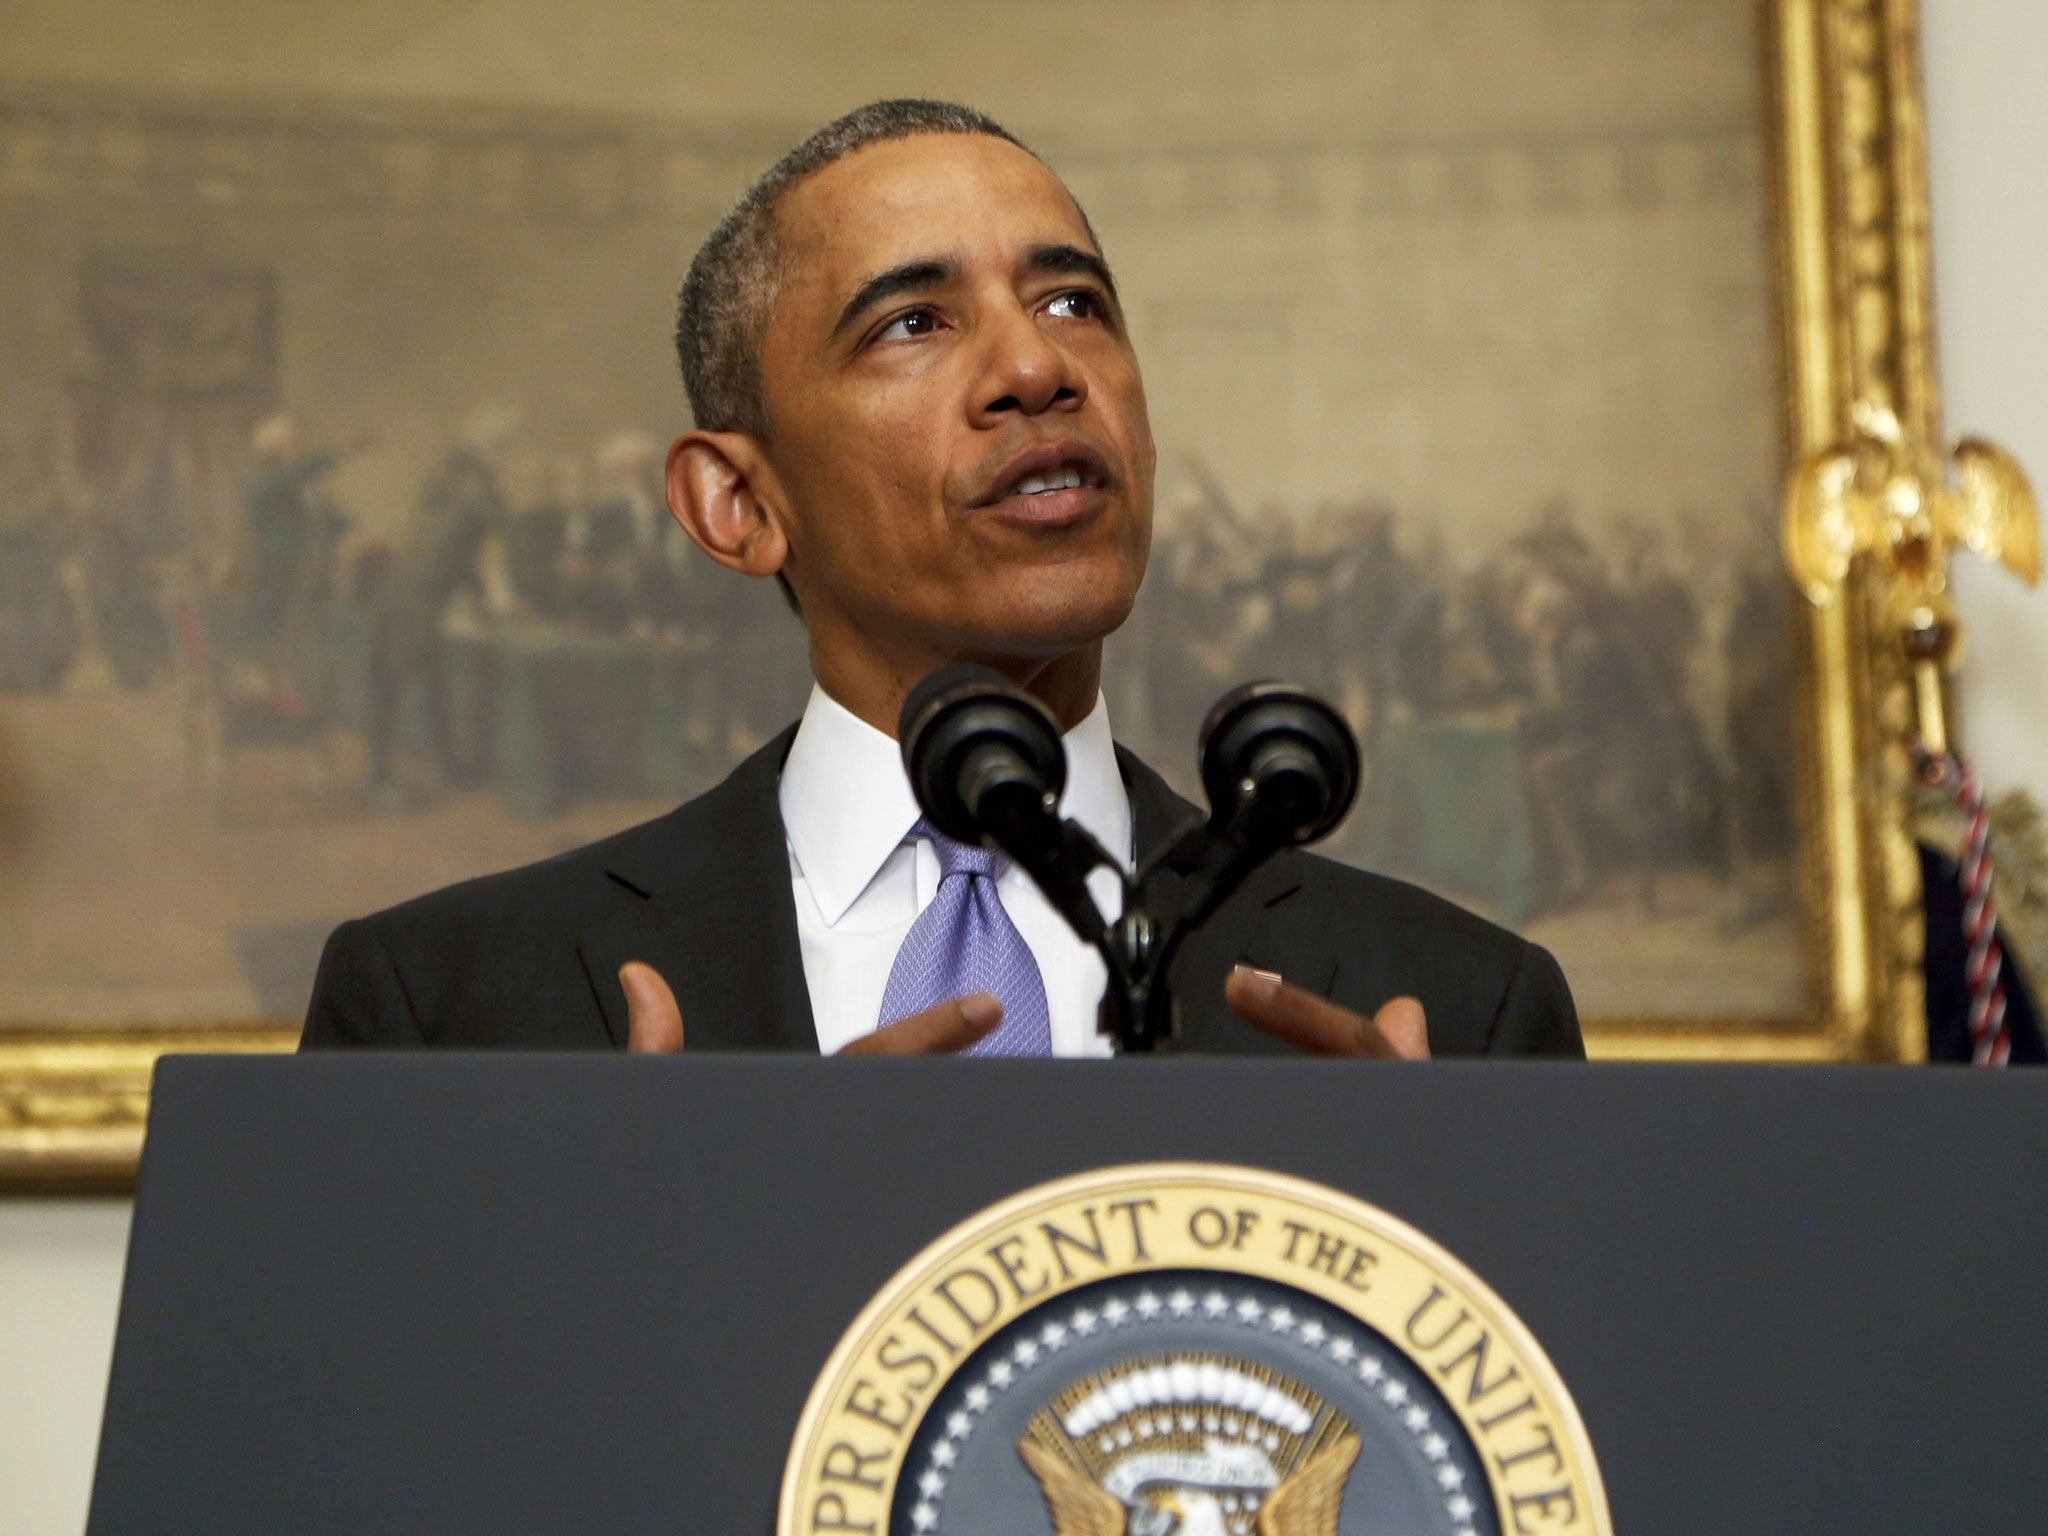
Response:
[620,962,687,1052]
[837,993,1005,1054]
[1224,965,1430,1059]
[618,962,1003,1055]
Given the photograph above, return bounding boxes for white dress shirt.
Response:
[778,684,1131,1056]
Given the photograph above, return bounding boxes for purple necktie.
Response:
[877,819,1052,1057]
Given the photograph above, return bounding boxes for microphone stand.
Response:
[905,668,1358,1055]
[974,783,1312,1054]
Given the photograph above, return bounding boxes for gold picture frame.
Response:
[0,0,1979,1186]
[1596,0,1944,1063]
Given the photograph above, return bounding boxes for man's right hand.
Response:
[618,961,1003,1055]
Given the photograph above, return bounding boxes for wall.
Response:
[1923,1,2048,814]
[0,1199,131,1534]
[2,1,2045,1531]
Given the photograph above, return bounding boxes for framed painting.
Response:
[0,0,1966,1184]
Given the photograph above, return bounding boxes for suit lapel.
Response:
[576,735,1336,1058]
[575,728,818,1053]
[1116,744,1204,856]
[1116,746,1315,964]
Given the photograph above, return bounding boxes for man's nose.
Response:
[969,304,1086,423]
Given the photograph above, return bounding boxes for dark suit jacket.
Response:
[302,730,1582,1056]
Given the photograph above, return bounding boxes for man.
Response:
[304,100,1579,1062]
[241,414,354,660]
[362,406,515,803]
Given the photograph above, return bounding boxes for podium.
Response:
[89,1056,2048,1534]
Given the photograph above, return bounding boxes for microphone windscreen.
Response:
[899,664,1068,844]
[898,663,1011,748]
[1198,681,1359,846]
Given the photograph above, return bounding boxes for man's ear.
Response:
[665,431,790,579]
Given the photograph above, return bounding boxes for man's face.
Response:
[755,133,1155,669]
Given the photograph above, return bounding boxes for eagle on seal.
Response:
[1018,1430,1360,1536]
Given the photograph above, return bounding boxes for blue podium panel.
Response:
[89,1058,2048,1535]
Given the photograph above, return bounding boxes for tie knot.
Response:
[917,819,1001,880]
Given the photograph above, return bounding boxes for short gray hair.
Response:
[674,100,1029,440]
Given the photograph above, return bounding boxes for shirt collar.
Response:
[778,681,1132,927]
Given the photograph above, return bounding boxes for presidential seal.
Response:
[780,1164,1609,1536]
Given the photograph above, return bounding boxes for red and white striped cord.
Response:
[1918,747,2011,1066]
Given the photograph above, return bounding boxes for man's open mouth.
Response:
[1009,464,1090,497]
[975,443,1115,509]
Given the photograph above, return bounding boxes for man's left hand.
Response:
[1224,965,1430,1059]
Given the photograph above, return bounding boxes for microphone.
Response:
[898,664,1067,848]
[897,666,1359,1054]
[1197,682,1360,851]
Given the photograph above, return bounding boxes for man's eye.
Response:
[875,308,941,343]
[1045,289,1104,321]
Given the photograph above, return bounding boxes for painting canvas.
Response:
[0,0,1796,1034]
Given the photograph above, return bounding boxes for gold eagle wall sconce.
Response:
[1785,399,2041,758]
